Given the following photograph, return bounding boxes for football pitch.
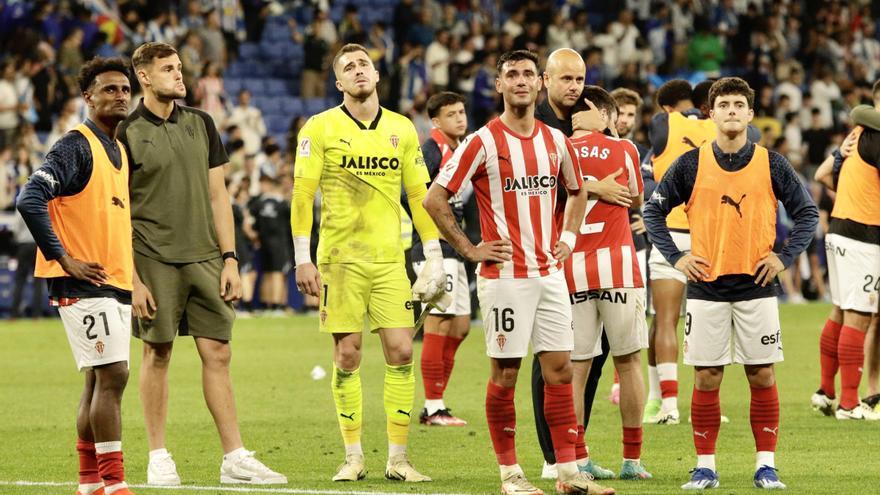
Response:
[1,302,877,494]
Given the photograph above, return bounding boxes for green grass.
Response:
[1,303,877,494]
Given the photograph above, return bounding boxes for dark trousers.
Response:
[11,243,43,317]
[532,330,610,463]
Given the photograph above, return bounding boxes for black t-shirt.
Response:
[410,137,464,261]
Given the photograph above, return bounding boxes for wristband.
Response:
[558,231,576,252]
[293,236,312,266]
[222,251,238,262]
[423,239,442,259]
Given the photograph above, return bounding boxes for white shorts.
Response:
[826,233,880,313]
[478,270,573,358]
[571,288,648,360]
[648,231,691,283]
[683,297,783,367]
[413,258,472,316]
[59,297,132,371]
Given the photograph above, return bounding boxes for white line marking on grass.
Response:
[0,480,470,495]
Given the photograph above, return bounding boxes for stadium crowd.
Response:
[1,0,878,317]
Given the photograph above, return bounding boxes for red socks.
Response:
[575,424,588,460]
[544,383,578,464]
[442,335,465,386]
[839,326,866,410]
[486,381,517,465]
[95,442,125,492]
[421,333,446,400]
[77,439,101,485]
[691,388,720,455]
[622,426,643,460]
[819,319,842,397]
[750,384,779,452]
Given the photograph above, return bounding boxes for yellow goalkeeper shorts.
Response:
[317,262,414,333]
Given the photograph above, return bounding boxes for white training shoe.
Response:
[835,402,880,421]
[502,472,544,495]
[220,450,287,484]
[332,453,366,481]
[385,453,431,482]
[542,461,558,479]
[646,408,680,425]
[147,452,181,486]
[811,389,836,416]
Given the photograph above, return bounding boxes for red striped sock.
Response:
[544,383,578,464]
[76,439,101,484]
[750,384,779,452]
[691,388,720,455]
[96,450,125,489]
[838,326,866,410]
[622,426,642,460]
[658,363,678,399]
[421,333,446,400]
[442,335,465,391]
[575,424,588,460]
[819,319,842,397]
[486,381,517,466]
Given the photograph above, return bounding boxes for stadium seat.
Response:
[304,98,332,116]
[242,78,266,94]
[238,43,260,60]
[282,97,303,116]
[225,78,243,95]
[265,78,289,97]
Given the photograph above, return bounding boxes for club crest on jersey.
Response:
[390,134,399,149]
[549,152,557,164]
[503,175,557,196]
[496,334,507,350]
[95,341,105,356]
[320,310,328,324]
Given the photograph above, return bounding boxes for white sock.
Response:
[623,458,640,464]
[697,454,716,472]
[576,457,589,467]
[647,365,661,401]
[345,443,363,456]
[223,447,248,462]
[149,448,169,461]
[94,441,121,454]
[424,399,445,416]
[756,451,775,469]
[500,463,524,480]
[556,461,578,479]
[104,482,128,495]
[77,482,103,495]
[388,443,407,458]
[657,362,678,411]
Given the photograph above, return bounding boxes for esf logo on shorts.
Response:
[761,330,782,347]
[569,290,628,306]
[405,301,414,310]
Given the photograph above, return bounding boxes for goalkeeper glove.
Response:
[412,240,448,310]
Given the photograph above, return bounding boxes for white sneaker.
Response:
[502,472,544,495]
[385,453,431,482]
[541,461,558,479]
[811,390,836,416]
[220,450,287,484]
[835,402,880,420]
[332,453,366,481]
[147,452,181,486]
[646,408,680,425]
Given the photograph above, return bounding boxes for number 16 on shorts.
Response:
[59,297,132,371]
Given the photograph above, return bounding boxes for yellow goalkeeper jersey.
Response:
[294,105,429,264]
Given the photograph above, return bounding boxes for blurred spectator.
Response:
[810,67,842,129]
[0,60,18,149]
[301,14,330,98]
[200,8,227,69]
[399,43,428,113]
[688,16,724,77]
[426,28,452,91]
[196,60,226,127]
[228,89,267,155]
[339,4,365,44]
[286,115,307,155]
[45,98,82,149]
[252,174,290,315]
[10,210,44,318]
[180,31,204,102]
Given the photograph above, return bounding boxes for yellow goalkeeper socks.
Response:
[384,363,415,447]
[332,365,363,448]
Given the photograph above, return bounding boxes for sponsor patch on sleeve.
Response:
[298,138,311,157]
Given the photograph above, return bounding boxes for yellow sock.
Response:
[332,365,362,446]
[384,363,414,447]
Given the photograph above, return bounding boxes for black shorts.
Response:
[260,240,291,273]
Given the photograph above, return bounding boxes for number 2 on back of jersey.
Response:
[580,175,606,235]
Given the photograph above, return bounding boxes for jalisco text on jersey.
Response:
[339,155,401,170]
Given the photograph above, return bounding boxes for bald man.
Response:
[534,48,618,481]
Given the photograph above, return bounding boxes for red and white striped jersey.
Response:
[436,117,582,279]
[563,132,644,292]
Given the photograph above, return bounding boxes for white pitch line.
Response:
[0,480,472,495]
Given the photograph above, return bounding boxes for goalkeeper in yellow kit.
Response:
[291,43,446,483]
